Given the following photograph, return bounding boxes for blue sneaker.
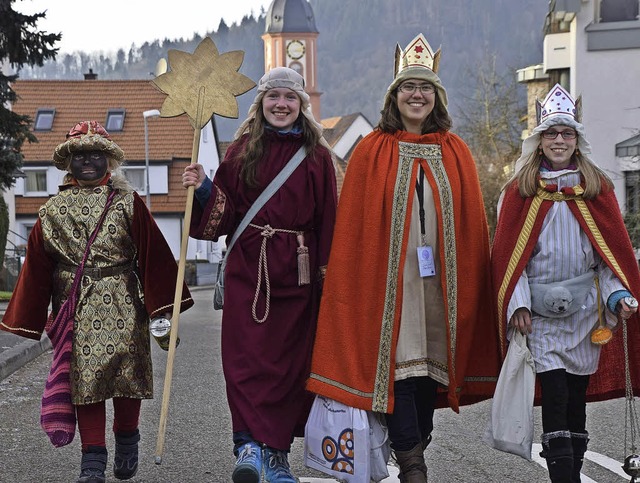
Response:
[232,442,262,483]
[264,448,297,483]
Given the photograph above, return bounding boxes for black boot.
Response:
[77,446,107,483]
[541,431,573,483]
[570,432,589,483]
[113,429,140,480]
[395,443,428,483]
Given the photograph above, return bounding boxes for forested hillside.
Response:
[20,0,548,141]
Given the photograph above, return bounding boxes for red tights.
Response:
[76,398,141,451]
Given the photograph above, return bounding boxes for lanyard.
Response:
[415,167,426,241]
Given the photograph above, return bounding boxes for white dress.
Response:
[507,168,625,375]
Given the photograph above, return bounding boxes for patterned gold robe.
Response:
[2,178,193,404]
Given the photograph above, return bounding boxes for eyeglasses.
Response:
[398,83,436,95]
[541,129,577,140]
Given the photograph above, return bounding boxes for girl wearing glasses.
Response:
[492,84,640,482]
[308,34,500,482]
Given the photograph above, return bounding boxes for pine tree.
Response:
[0,0,60,190]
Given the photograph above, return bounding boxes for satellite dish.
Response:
[155,58,168,76]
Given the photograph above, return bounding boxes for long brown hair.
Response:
[376,88,452,134]
[237,101,322,188]
[511,149,613,199]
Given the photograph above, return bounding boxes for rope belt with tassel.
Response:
[248,223,311,323]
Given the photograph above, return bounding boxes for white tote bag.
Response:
[367,411,391,482]
[304,395,371,483]
[483,329,536,460]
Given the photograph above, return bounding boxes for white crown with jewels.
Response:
[536,83,582,125]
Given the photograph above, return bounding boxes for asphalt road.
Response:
[0,288,637,482]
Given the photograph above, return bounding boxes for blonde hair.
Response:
[508,150,613,199]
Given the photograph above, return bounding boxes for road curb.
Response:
[0,335,51,381]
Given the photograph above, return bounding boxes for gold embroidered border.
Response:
[371,143,415,412]
[396,356,448,373]
[420,145,458,378]
[308,373,374,398]
[497,195,544,341]
[0,321,40,335]
[202,187,227,240]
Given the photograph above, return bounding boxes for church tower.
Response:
[262,0,321,120]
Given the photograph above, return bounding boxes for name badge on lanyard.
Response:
[415,166,435,277]
[417,246,436,277]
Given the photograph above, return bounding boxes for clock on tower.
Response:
[286,40,305,60]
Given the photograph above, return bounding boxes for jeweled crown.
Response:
[536,83,582,124]
[394,33,441,77]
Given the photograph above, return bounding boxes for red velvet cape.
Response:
[308,129,501,414]
[492,182,640,401]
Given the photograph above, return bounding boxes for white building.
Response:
[517,0,640,212]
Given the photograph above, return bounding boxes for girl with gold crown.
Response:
[307,34,501,482]
[491,84,640,482]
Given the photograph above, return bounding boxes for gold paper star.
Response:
[152,37,256,129]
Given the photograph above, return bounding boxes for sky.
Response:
[16,0,273,55]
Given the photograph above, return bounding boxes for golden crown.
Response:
[394,33,441,77]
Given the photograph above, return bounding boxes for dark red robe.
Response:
[190,130,337,450]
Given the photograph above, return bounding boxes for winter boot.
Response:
[540,431,574,483]
[232,441,263,483]
[570,432,589,483]
[395,443,428,483]
[77,446,108,483]
[264,447,297,483]
[113,429,140,480]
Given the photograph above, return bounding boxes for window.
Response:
[626,171,640,213]
[24,169,47,195]
[24,224,34,242]
[600,0,639,22]
[122,167,146,192]
[289,61,304,77]
[106,109,126,131]
[617,134,640,157]
[619,145,640,157]
[34,108,55,131]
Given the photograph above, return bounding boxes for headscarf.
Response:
[234,66,325,144]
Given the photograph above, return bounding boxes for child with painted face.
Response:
[492,85,640,482]
[69,150,109,185]
[1,121,193,483]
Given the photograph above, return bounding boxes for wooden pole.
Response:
[155,87,206,464]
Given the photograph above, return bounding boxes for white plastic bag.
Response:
[483,329,536,460]
[304,395,371,482]
[368,411,391,482]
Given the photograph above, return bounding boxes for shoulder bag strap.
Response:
[220,145,307,267]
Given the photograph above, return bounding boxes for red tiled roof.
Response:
[12,79,196,164]
[11,78,203,214]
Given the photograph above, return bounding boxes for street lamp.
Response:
[143,109,161,208]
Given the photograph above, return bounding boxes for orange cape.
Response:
[307,130,500,413]
[492,182,640,401]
